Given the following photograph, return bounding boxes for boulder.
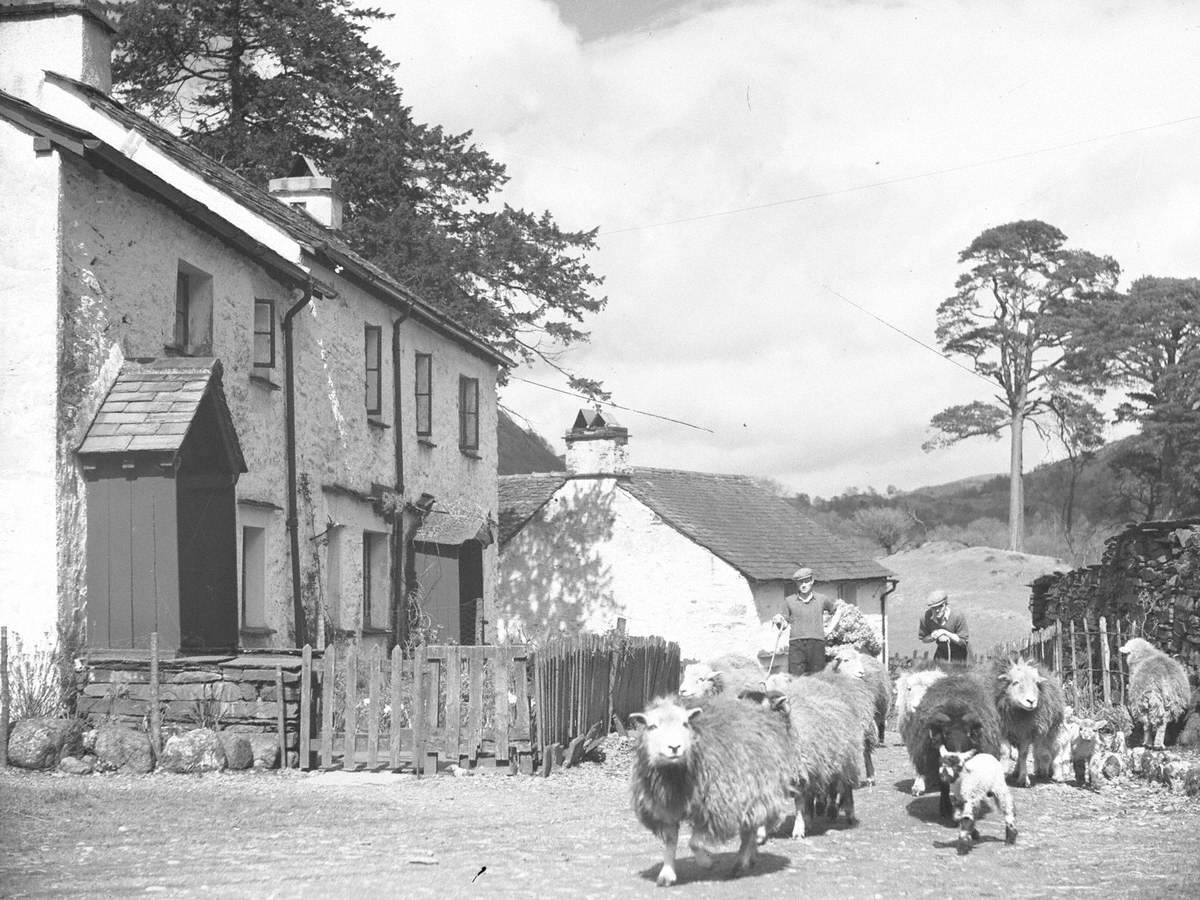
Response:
[217,731,254,771]
[158,728,227,773]
[58,754,97,775]
[93,725,155,774]
[247,734,280,769]
[7,718,85,770]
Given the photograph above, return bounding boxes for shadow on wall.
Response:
[497,482,619,643]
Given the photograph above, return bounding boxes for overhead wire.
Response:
[507,374,714,433]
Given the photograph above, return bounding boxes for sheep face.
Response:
[630,701,702,767]
[998,659,1043,711]
[1118,637,1156,667]
[928,711,984,754]
[938,745,973,785]
[831,648,867,679]
[678,663,720,699]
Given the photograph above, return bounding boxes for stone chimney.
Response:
[0,0,116,97]
[564,408,631,476]
[268,155,344,230]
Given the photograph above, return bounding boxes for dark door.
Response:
[459,540,484,645]
[176,473,238,650]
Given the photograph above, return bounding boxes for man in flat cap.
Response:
[918,589,970,662]
[772,566,841,675]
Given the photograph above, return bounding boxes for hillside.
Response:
[882,542,1070,660]
[498,410,564,475]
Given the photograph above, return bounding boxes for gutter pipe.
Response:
[391,305,413,648]
[283,280,315,648]
[880,576,899,664]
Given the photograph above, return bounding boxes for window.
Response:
[415,353,432,436]
[362,531,389,630]
[364,325,382,417]
[241,526,266,628]
[253,299,275,367]
[173,261,213,355]
[459,376,479,451]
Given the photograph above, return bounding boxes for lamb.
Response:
[829,646,893,743]
[938,747,1018,854]
[629,694,799,886]
[905,672,1004,818]
[678,652,767,700]
[1052,710,1106,787]
[992,656,1065,788]
[1119,637,1192,749]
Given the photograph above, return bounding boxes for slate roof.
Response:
[78,358,245,469]
[498,467,894,583]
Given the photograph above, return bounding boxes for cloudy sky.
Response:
[368,0,1200,497]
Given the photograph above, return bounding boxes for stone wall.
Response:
[75,653,302,764]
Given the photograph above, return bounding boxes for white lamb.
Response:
[938,746,1018,855]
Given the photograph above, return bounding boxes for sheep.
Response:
[1051,711,1107,787]
[829,646,893,743]
[678,652,767,700]
[1119,637,1192,749]
[905,672,1004,818]
[895,667,947,743]
[746,676,863,837]
[992,656,1065,788]
[629,694,799,886]
[938,747,1018,854]
[813,666,881,786]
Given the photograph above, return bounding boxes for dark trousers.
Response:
[935,641,968,662]
[788,638,826,676]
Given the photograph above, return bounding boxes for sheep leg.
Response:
[1014,742,1032,787]
[688,833,714,870]
[956,815,975,855]
[657,823,680,887]
[997,790,1017,845]
[1140,714,1154,748]
[1153,722,1167,750]
[791,793,814,838]
[911,773,926,796]
[731,827,758,876]
[863,742,875,787]
[840,784,857,825]
[939,782,953,819]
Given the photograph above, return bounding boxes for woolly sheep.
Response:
[938,747,1018,854]
[905,672,1004,819]
[895,667,947,742]
[1119,637,1192,749]
[678,652,767,700]
[992,656,1065,788]
[629,694,799,886]
[748,676,863,836]
[813,666,881,786]
[829,646,893,743]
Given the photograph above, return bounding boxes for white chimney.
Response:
[268,155,344,230]
[564,408,630,476]
[0,0,116,97]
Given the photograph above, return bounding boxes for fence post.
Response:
[275,666,287,768]
[1098,617,1112,706]
[1054,621,1063,674]
[1,626,8,768]
[300,644,312,770]
[149,632,161,760]
[320,642,335,769]
[1083,620,1096,709]
[1068,620,1079,702]
[389,645,403,770]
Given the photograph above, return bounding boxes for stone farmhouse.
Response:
[496,411,897,662]
[0,1,508,658]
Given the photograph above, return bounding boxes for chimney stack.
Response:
[564,409,630,476]
[268,155,344,230]
[0,0,116,97]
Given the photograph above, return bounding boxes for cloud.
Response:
[371,0,1200,496]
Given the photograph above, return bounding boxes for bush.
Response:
[6,634,67,721]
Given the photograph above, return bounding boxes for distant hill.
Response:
[882,542,1070,660]
[498,409,564,475]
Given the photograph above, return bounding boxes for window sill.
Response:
[417,437,437,449]
[250,372,281,391]
[367,418,391,430]
[360,626,392,636]
[239,626,275,637]
[460,448,482,460]
[331,626,392,638]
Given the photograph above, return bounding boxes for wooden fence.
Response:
[531,633,680,765]
[300,643,535,775]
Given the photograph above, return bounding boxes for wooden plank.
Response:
[1114,619,1125,706]
[367,646,381,769]
[148,632,161,761]
[1083,620,1095,708]
[412,645,426,777]
[151,478,181,650]
[1069,620,1079,702]
[343,642,358,769]
[513,651,531,743]
[109,479,135,648]
[321,643,335,768]
[130,485,159,645]
[445,645,462,762]
[300,644,313,770]
[276,666,287,768]
[0,627,7,768]
[468,650,484,762]
[1099,616,1112,706]
[493,648,511,761]
[389,646,403,769]
[85,481,112,649]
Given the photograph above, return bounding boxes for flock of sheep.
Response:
[627,636,1194,886]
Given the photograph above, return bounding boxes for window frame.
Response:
[415,353,433,437]
[173,261,213,356]
[459,375,479,451]
[241,525,267,629]
[364,324,383,417]
[253,298,276,368]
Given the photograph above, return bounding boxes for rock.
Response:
[1100,752,1125,780]
[93,725,155,774]
[82,728,98,752]
[58,754,97,775]
[217,731,254,770]
[247,734,280,769]
[158,729,227,773]
[7,718,85,770]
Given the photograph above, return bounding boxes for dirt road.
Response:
[2,736,1197,898]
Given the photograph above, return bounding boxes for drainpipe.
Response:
[880,577,899,663]
[390,304,413,650]
[283,281,315,648]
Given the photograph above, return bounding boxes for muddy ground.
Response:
[2,735,1198,899]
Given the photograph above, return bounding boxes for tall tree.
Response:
[1066,276,1200,517]
[110,0,607,396]
[924,220,1119,551]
